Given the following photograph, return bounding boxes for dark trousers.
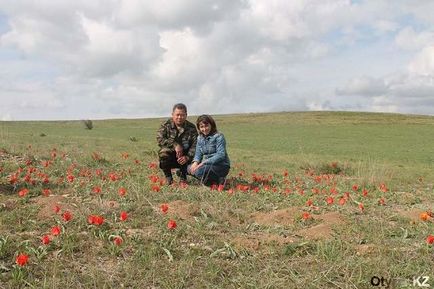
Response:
[188,163,230,186]
[158,148,188,178]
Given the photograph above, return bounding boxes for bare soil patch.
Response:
[250,207,299,227]
[296,211,345,240]
[167,200,200,220]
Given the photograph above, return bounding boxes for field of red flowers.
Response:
[0,112,433,288]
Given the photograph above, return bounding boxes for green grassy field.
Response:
[0,111,433,288]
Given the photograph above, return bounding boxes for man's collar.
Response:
[170,119,186,129]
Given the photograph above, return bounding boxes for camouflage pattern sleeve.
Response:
[156,121,175,149]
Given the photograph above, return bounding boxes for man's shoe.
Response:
[165,177,173,185]
[176,169,188,182]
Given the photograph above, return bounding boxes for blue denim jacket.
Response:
[193,133,230,167]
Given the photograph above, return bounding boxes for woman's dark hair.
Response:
[196,115,217,135]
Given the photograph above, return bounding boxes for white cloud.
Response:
[395,27,434,51]
[1,0,434,120]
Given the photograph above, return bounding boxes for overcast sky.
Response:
[1,0,434,120]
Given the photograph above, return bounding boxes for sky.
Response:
[1,0,434,121]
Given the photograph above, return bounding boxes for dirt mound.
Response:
[34,195,66,219]
[167,200,200,220]
[250,207,299,227]
[395,208,431,223]
[296,212,345,240]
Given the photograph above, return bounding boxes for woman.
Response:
[188,115,230,186]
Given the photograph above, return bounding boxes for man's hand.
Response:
[174,144,183,158]
[177,156,189,165]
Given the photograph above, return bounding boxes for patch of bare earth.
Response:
[296,212,345,240]
[166,200,200,220]
[33,195,67,219]
[395,208,432,223]
[250,207,299,227]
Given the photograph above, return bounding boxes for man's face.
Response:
[172,108,187,126]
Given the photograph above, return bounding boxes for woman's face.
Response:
[199,122,211,136]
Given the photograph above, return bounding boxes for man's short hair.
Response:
[172,103,187,113]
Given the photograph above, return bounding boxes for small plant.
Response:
[83,119,93,130]
[39,133,46,137]
[129,136,138,142]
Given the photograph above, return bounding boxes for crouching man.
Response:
[156,103,198,185]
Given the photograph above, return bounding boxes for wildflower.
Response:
[120,211,128,221]
[16,253,29,267]
[121,152,129,159]
[53,204,61,213]
[302,212,311,220]
[62,211,73,222]
[167,219,177,230]
[378,198,386,206]
[338,197,346,206]
[18,188,29,197]
[51,226,61,236]
[306,199,313,206]
[88,215,104,226]
[426,235,434,245]
[92,186,102,194]
[326,196,334,205]
[41,235,51,245]
[311,188,320,194]
[109,172,119,181]
[148,162,157,169]
[379,183,388,193]
[420,212,431,221]
[118,187,127,197]
[362,188,368,197]
[113,236,123,246]
[359,203,365,212]
[151,185,160,192]
[330,187,338,194]
[218,184,225,192]
[67,174,74,183]
[160,204,169,214]
[9,173,18,185]
[352,184,359,191]
[41,189,51,197]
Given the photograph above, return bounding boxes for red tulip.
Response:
[18,188,29,197]
[113,236,123,246]
[51,226,61,236]
[118,187,127,197]
[41,235,51,245]
[16,253,29,267]
[62,211,72,222]
[42,188,51,196]
[167,219,177,230]
[160,204,169,214]
[120,211,128,221]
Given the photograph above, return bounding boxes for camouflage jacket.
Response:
[157,119,198,160]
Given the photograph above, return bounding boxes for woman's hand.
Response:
[189,162,202,174]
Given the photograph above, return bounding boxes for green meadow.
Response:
[0,111,433,288]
